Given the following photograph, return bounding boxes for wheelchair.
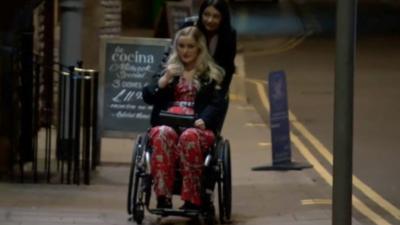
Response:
[126,113,232,225]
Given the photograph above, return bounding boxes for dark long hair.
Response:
[197,0,234,38]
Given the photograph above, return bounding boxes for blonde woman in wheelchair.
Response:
[142,26,225,211]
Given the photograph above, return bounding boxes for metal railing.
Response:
[5,53,100,185]
[56,66,100,185]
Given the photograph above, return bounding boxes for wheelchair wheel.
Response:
[127,134,147,222]
[217,139,232,224]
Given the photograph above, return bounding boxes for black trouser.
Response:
[215,96,230,133]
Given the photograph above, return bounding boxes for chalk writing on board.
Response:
[100,37,170,136]
[106,46,153,120]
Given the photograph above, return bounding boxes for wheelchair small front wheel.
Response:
[203,203,216,225]
[134,203,145,225]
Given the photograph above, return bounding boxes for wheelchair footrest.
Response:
[149,208,201,218]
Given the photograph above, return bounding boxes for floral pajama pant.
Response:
[149,125,215,206]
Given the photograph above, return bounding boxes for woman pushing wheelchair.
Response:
[142,26,225,210]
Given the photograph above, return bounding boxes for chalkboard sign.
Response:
[165,1,192,37]
[99,37,171,137]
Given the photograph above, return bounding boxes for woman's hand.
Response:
[194,119,206,129]
[165,64,182,78]
[158,65,182,88]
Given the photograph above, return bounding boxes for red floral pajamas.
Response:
[149,78,215,206]
[149,126,214,205]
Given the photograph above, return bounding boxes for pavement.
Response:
[0,34,364,225]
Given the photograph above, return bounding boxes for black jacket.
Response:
[213,29,237,98]
[142,73,225,133]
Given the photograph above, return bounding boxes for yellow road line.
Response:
[244,32,310,56]
[236,105,254,110]
[291,133,392,225]
[247,79,270,111]
[302,199,332,205]
[258,142,271,147]
[290,114,400,221]
[251,80,393,225]
[245,122,266,127]
[229,93,246,101]
[246,78,268,85]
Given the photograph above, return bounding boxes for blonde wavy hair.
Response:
[166,26,225,89]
